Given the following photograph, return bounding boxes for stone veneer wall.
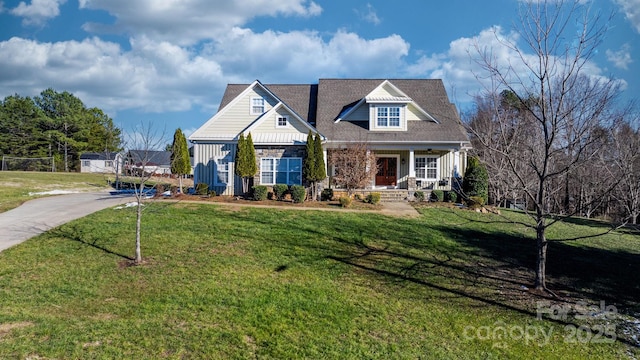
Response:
[252,145,307,186]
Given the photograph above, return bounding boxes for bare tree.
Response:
[125,122,166,265]
[329,142,379,196]
[609,114,640,224]
[470,0,622,291]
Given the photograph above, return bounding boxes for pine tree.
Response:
[170,128,191,193]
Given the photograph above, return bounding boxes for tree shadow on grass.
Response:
[241,207,640,348]
[49,224,134,261]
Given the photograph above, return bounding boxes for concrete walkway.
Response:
[0,191,134,252]
[379,201,421,218]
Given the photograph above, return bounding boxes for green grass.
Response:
[0,203,638,359]
[0,171,111,213]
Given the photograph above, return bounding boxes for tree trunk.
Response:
[135,185,143,264]
[178,175,183,194]
[534,225,547,290]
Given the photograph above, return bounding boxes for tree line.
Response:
[0,89,122,172]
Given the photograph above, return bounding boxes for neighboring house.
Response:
[80,152,122,174]
[189,79,471,197]
[124,150,172,176]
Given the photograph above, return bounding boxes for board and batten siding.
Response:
[194,142,240,196]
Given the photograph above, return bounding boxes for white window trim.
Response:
[214,157,230,186]
[276,114,289,128]
[415,155,439,181]
[260,157,302,185]
[370,104,406,131]
[250,96,265,115]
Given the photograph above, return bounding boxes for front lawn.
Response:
[0,171,110,213]
[0,204,637,359]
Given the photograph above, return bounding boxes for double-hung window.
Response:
[251,97,265,114]
[260,158,302,185]
[82,160,91,167]
[415,156,438,180]
[105,160,114,167]
[215,158,230,185]
[376,106,401,127]
[276,115,288,128]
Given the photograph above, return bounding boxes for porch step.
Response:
[377,190,411,202]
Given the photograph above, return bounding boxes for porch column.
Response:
[409,148,415,177]
[323,149,328,174]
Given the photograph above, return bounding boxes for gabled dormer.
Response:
[335,80,439,132]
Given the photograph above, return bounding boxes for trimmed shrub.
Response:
[365,192,381,205]
[339,196,352,208]
[466,195,485,209]
[208,189,217,197]
[431,189,444,202]
[195,183,209,195]
[252,185,268,201]
[321,188,334,201]
[446,191,458,203]
[414,191,425,202]
[273,184,289,201]
[290,185,306,203]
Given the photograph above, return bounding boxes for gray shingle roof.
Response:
[220,83,317,124]
[80,152,119,160]
[316,79,469,143]
[127,150,171,166]
[218,79,469,144]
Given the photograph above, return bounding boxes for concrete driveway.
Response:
[0,191,134,252]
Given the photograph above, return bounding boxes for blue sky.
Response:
[1,0,638,144]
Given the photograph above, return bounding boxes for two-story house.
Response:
[189,79,471,198]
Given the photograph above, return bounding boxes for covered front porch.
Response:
[368,148,465,191]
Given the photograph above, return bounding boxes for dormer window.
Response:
[376,106,401,127]
[251,97,265,115]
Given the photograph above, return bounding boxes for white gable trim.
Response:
[365,80,412,102]
[335,79,440,124]
[189,80,280,141]
[335,98,366,123]
[408,103,440,124]
[241,102,326,141]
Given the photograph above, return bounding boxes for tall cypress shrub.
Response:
[170,128,191,193]
[313,133,326,186]
[462,156,489,204]
[235,133,256,195]
[303,131,317,200]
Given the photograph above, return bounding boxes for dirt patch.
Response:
[0,321,33,337]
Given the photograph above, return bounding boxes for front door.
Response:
[376,157,397,186]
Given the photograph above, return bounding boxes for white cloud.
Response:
[606,44,632,70]
[405,26,623,103]
[614,0,640,33]
[356,3,381,25]
[208,28,409,81]
[10,0,66,26]
[79,0,322,45]
[0,26,410,115]
[0,36,225,114]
